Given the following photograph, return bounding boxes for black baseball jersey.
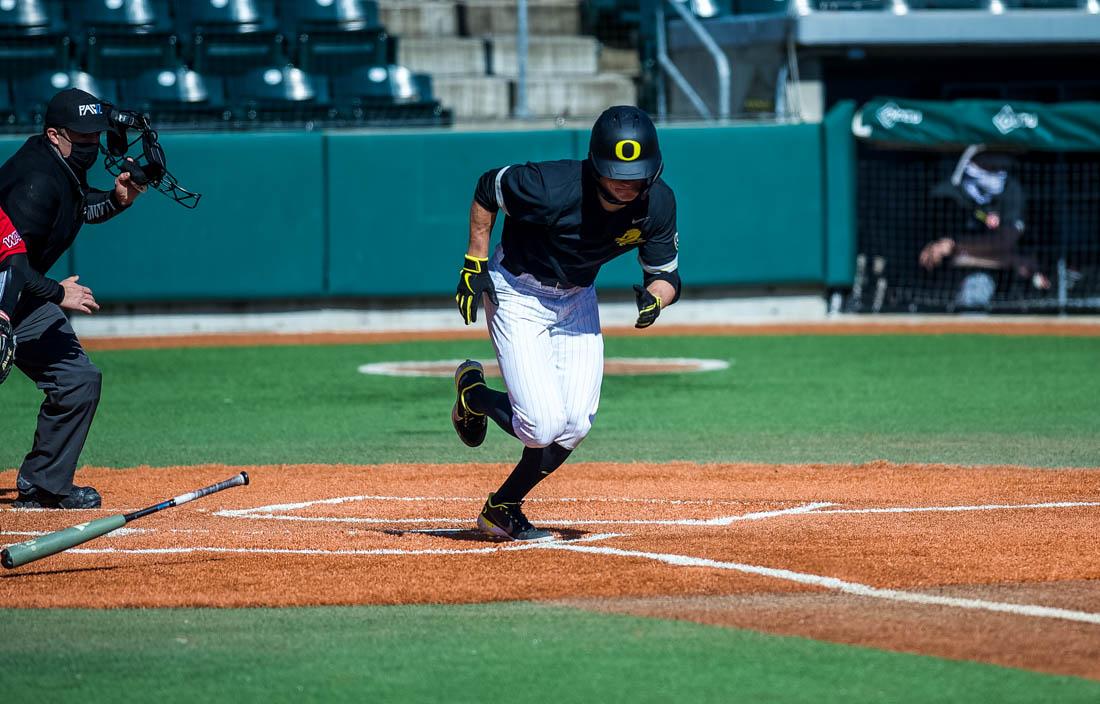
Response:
[475,159,678,289]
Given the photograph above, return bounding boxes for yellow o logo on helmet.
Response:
[615,139,642,162]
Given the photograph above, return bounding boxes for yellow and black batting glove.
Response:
[456,254,498,325]
[632,284,662,329]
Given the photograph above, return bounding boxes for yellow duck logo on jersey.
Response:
[616,228,645,247]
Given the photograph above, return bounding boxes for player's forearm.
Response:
[648,279,676,307]
[0,253,60,312]
[84,189,129,224]
[467,200,496,259]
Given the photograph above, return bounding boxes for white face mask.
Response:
[961,162,1007,205]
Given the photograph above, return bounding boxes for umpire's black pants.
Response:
[12,303,101,496]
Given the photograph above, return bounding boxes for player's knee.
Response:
[517,410,568,448]
[556,414,593,450]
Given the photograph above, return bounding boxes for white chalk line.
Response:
[539,542,1100,626]
[817,501,1100,515]
[211,502,832,527]
[64,532,622,558]
[214,494,765,519]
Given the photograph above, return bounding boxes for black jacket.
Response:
[0,134,127,319]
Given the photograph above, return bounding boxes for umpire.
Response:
[0,88,145,509]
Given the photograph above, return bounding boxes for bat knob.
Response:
[1,549,12,569]
[240,471,250,486]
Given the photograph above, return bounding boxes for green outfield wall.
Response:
[0,111,855,302]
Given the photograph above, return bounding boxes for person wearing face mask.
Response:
[0,87,145,509]
[918,146,1049,308]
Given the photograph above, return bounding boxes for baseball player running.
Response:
[452,106,680,540]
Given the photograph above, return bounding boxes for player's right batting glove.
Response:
[633,284,662,329]
[0,315,15,385]
[456,254,498,325]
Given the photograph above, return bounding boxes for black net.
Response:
[847,144,1100,313]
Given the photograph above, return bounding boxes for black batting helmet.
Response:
[588,106,663,187]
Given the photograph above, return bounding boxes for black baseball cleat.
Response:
[476,493,553,541]
[12,485,102,509]
[452,359,488,448]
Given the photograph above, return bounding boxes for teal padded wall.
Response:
[0,122,848,302]
[599,121,825,289]
[325,128,580,297]
[823,101,857,287]
[76,133,326,301]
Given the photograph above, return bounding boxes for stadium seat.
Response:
[174,0,287,76]
[12,70,118,127]
[905,0,985,8]
[814,0,887,9]
[280,0,381,32]
[225,65,334,124]
[329,63,450,125]
[285,0,391,77]
[331,65,428,106]
[0,0,70,77]
[119,66,229,126]
[69,0,177,80]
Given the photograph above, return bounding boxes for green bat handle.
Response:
[2,514,126,569]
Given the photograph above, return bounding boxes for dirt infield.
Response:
[79,319,1100,351]
[2,461,1098,679]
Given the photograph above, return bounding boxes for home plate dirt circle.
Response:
[357,358,731,378]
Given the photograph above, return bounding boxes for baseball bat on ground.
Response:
[2,472,249,569]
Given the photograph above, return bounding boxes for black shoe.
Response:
[476,493,552,541]
[13,485,102,509]
[452,360,488,448]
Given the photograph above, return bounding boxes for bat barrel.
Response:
[1,514,126,569]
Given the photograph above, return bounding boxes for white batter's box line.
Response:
[814,501,1100,515]
[63,531,623,558]
[213,501,834,527]
[538,542,1100,626]
[213,494,792,520]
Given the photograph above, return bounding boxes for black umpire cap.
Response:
[44,88,110,133]
[588,105,663,183]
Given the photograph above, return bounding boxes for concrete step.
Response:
[599,46,641,78]
[460,0,581,36]
[397,37,486,76]
[490,35,599,76]
[433,75,512,119]
[524,74,637,118]
[378,1,458,38]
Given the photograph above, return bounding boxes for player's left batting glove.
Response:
[633,284,662,329]
[456,254,498,325]
[0,315,15,385]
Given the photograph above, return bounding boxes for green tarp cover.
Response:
[853,97,1100,151]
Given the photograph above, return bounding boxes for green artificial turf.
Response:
[0,603,1096,703]
[2,334,1098,469]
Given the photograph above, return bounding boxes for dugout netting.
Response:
[846,103,1100,314]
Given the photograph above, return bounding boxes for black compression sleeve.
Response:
[0,252,60,314]
[85,189,128,224]
[473,168,504,212]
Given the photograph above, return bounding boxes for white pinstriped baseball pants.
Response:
[485,246,604,451]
